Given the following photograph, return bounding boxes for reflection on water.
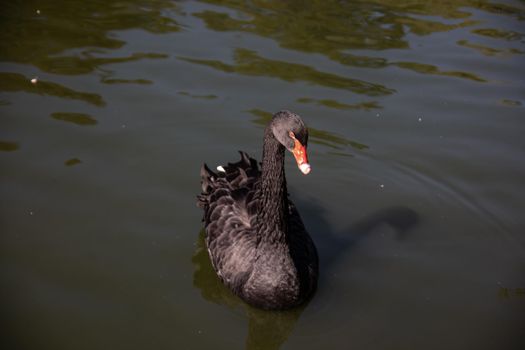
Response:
[64,158,82,166]
[34,52,169,76]
[473,28,525,41]
[297,97,382,111]
[391,61,486,82]
[101,78,153,85]
[0,72,105,106]
[192,230,237,306]
[51,112,98,126]
[194,0,523,81]
[179,49,395,96]
[248,109,369,151]
[500,99,522,107]
[0,1,174,112]
[194,2,408,52]
[0,0,179,75]
[178,91,218,100]
[0,141,19,152]
[457,40,524,57]
[192,230,303,350]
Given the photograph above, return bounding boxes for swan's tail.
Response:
[196,151,260,211]
[197,163,215,209]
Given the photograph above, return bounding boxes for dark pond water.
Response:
[1,1,524,349]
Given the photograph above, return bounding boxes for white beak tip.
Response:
[299,163,311,175]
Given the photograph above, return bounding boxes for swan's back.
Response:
[198,152,260,291]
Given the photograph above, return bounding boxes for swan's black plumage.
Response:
[197,110,318,310]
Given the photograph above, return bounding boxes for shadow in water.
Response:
[302,202,420,277]
[192,200,419,350]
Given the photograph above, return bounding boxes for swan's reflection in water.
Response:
[192,229,304,350]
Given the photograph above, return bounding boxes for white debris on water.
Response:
[380,184,384,189]
[418,117,422,122]
[31,77,38,84]
[36,9,41,15]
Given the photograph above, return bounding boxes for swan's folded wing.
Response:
[204,191,257,289]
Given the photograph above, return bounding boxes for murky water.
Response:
[1,1,524,349]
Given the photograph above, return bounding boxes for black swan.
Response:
[197,110,318,310]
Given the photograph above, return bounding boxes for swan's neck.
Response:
[256,127,288,244]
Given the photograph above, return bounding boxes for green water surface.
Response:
[1,1,524,349]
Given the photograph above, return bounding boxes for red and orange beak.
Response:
[290,133,311,175]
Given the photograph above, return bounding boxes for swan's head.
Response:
[271,110,311,175]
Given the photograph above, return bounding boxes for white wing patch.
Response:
[217,165,226,173]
